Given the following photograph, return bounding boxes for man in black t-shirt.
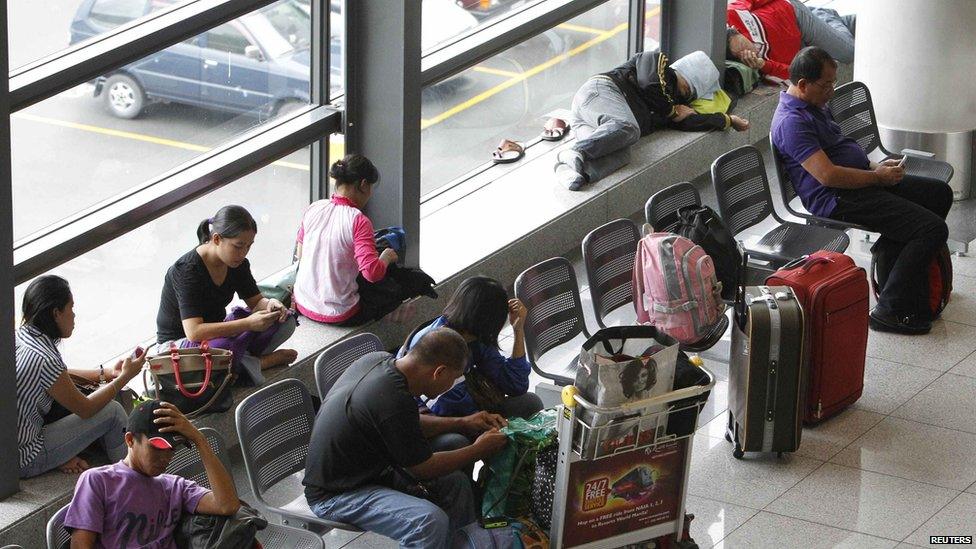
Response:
[304,328,508,548]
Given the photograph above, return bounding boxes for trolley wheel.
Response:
[732,444,744,459]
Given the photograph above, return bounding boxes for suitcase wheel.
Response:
[732,443,744,459]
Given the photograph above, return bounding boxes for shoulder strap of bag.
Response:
[633,238,651,324]
[400,318,440,408]
[183,371,236,419]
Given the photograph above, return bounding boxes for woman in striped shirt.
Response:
[16,276,144,478]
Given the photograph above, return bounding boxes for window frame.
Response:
[7,0,334,283]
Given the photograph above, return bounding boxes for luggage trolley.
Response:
[549,364,715,549]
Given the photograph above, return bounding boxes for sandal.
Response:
[492,139,525,164]
[541,118,570,142]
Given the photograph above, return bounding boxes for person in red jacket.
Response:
[727,0,855,84]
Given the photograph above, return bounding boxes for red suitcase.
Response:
[766,251,868,424]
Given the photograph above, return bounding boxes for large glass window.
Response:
[329,0,344,99]
[204,23,254,56]
[13,148,310,369]
[7,0,194,71]
[420,0,628,197]
[425,0,547,52]
[89,0,147,28]
[644,0,662,51]
[10,0,311,241]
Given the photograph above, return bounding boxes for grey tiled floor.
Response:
[249,252,976,548]
[250,161,976,549]
[242,224,976,547]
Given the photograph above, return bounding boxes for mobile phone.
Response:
[131,346,144,359]
[896,156,906,168]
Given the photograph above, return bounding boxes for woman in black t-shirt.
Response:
[156,205,297,385]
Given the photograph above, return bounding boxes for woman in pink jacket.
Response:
[293,155,399,326]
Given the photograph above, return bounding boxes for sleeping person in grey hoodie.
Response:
[555,50,749,190]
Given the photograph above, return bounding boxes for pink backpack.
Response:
[633,232,726,344]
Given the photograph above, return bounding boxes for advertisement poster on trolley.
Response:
[561,439,687,547]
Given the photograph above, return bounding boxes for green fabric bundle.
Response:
[480,409,558,519]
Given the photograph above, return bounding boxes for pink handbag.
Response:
[633,232,725,345]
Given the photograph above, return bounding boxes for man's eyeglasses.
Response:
[811,80,837,91]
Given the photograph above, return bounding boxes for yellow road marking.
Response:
[12,111,328,172]
[556,22,608,35]
[14,112,210,152]
[422,21,629,130]
[421,6,661,130]
[274,159,311,171]
[327,136,345,165]
[472,65,522,78]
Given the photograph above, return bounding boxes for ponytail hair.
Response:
[330,154,379,187]
[21,275,72,341]
[197,205,258,245]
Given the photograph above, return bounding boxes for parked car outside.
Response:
[455,0,530,20]
[70,0,477,119]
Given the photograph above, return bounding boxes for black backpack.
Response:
[870,240,952,321]
[175,501,266,549]
[674,205,741,302]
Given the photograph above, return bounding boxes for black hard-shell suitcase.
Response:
[726,285,806,458]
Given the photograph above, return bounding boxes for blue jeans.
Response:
[791,0,856,63]
[309,471,476,549]
[569,76,641,184]
[20,400,128,478]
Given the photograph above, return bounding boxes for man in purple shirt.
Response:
[771,46,952,335]
[64,401,240,548]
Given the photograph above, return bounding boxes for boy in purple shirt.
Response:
[771,46,952,335]
[64,401,240,548]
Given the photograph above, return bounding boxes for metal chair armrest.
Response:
[529,361,574,387]
[901,148,936,158]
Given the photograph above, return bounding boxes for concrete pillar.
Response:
[661,0,726,70]
[343,0,422,266]
[855,0,976,200]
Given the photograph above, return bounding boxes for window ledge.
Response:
[418,83,785,283]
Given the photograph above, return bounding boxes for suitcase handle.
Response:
[785,255,832,274]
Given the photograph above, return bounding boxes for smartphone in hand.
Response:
[896,155,907,168]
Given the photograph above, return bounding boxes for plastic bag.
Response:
[480,409,558,519]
